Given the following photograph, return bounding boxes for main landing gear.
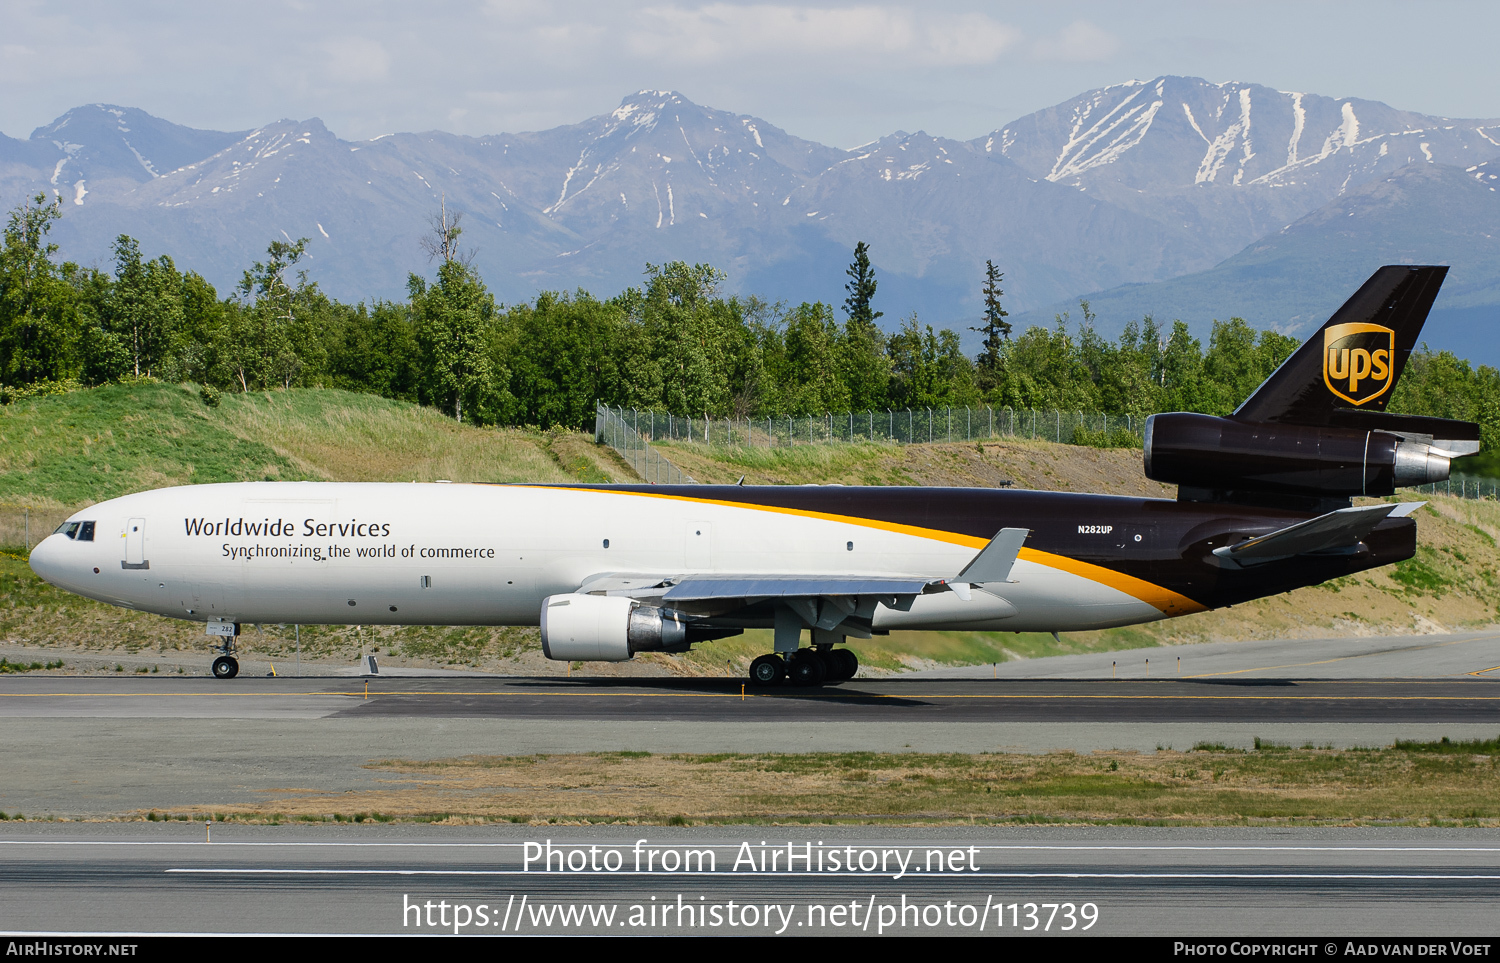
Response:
[748,648,858,687]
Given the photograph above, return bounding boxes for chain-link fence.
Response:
[595,404,696,484]
[1407,474,1499,501]
[596,403,1500,501]
[0,505,71,556]
[602,405,1143,447]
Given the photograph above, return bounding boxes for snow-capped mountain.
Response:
[986,76,1500,268]
[0,79,1496,339]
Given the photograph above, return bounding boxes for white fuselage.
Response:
[28,482,1167,634]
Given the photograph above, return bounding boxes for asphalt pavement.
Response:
[1,823,1498,936]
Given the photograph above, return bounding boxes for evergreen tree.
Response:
[972,260,1010,391]
[843,242,882,327]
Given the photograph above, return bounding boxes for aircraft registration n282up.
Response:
[28,266,1479,686]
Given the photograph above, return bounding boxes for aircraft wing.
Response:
[661,575,937,601]
[577,528,1031,606]
[1212,502,1423,567]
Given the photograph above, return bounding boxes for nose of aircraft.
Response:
[28,535,68,586]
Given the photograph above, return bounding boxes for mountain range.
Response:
[2,77,1497,362]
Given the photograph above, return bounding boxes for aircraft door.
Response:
[123,518,148,570]
[685,521,713,572]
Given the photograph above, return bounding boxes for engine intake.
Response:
[540,593,689,662]
[1144,412,1452,498]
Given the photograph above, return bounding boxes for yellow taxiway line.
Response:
[3,690,1497,702]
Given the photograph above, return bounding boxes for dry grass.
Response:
[217,391,569,484]
[176,740,1500,826]
[659,437,1176,497]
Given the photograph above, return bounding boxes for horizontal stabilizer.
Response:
[662,575,935,602]
[956,527,1029,583]
[1212,502,1415,566]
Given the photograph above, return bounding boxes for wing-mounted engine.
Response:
[540,594,693,662]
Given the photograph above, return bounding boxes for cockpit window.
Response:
[57,522,80,540]
[77,521,95,542]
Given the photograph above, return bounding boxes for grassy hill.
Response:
[1,383,1495,676]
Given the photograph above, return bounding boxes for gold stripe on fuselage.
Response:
[525,486,1206,616]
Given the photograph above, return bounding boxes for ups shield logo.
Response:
[1323,322,1395,406]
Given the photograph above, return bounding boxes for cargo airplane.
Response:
[28,266,1478,685]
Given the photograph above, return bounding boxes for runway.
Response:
[2,823,1499,936]
[5,674,1500,723]
[3,632,1500,818]
[2,671,1498,817]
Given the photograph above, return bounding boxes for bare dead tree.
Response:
[420,193,473,264]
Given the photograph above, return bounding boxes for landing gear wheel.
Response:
[212,656,239,679]
[788,651,828,687]
[748,654,785,686]
[831,649,859,681]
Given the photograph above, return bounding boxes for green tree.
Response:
[105,235,184,378]
[972,260,1010,391]
[637,261,746,417]
[0,193,79,386]
[170,271,230,388]
[989,309,1100,412]
[412,259,498,422]
[886,314,979,410]
[500,291,626,428]
[326,301,422,401]
[232,238,314,391]
[781,301,851,414]
[843,242,882,328]
[1101,318,1166,418]
[1159,320,1206,412]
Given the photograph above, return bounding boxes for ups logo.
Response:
[1323,322,1395,406]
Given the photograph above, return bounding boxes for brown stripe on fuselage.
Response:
[514,484,1416,617]
[521,484,1214,613]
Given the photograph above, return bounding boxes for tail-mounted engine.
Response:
[540,593,691,662]
[1144,411,1477,501]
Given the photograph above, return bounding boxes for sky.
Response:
[3,1,1498,146]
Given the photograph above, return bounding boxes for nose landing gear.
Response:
[209,623,241,679]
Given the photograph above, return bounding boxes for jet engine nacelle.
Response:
[539,593,689,662]
[1144,412,1451,497]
